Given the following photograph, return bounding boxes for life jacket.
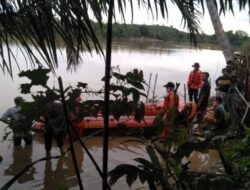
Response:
[187,70,202,89]
[164,92,179,109]
[159,101,197,140]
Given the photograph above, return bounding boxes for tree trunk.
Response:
[206,0,234,62]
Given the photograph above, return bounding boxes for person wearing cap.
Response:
[159,82,180,140]
[163,82,179,108]
[215,68,231,99]
[0,96,32,146]
[187,62,202,103]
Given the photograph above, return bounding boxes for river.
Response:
[0,41,226,189]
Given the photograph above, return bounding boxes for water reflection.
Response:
[43,144,84,189]
[4,145,35,184]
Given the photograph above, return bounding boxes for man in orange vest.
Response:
[159,82,180,140]
[163,82,179,109]
[187,62,202,104]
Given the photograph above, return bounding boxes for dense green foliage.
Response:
[92,22,249,48]
[16,67,146,128]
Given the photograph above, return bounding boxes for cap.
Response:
[192,62,200,68]
[163,82,175,89]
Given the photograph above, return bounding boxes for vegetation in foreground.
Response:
[108,53,250,189]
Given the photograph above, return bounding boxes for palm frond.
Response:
[172,0,201,46]
[0,0,249,76]
[0,0,104,76]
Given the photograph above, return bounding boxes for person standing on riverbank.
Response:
[187,63,202,104]
[215,68,231,99]
[197,72,211,121]
[0,96,32,146]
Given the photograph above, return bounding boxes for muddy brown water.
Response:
[0,41,226,189]
[0,132,151,190]
[0,130,225,190]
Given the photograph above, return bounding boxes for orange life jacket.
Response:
[164,92,179,109]
[187,70,202,89]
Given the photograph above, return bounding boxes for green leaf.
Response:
[112,72,126,81]
[67,88,82,100]
[127,88,140,102]
[127,80,145,90]
[77,82,88,89]
[134,103,145,122]
[138,171,147,184]
[19,67,50,87]
[108,164,139,186]
[152,115,164,134]
[63,86,71,94]
[20,83,32,94]
[45,90,60,102]
[125,101,136,116]
[126,169,138,187]
[134,158,154,169]
[110,100,123,120]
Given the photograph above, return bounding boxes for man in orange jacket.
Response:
[163,82,179,109]
[159,82,180,140]
[187,62,202,103]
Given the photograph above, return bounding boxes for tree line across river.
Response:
[91,22,249,49]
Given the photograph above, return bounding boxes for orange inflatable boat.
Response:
[32,101,196,132]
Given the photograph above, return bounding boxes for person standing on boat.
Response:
[197,72,211,121]
[215,68,231,99]
[187,63,202,103]
[42,101,66,156]
[163,82,179,109]
[159,82,180,140]
[0,96,32,146]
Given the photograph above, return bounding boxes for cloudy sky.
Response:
[111,1,250,35]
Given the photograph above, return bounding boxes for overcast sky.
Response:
[111,1,250,35]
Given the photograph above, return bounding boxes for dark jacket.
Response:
[198,80,211,108]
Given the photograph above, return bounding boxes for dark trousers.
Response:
[44,132,64,151]
[197,101,208,121]
[188,88,199,103]
[13,134,33,146]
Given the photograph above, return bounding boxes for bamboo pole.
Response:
[152,74,158,100]
[146,73,152,102]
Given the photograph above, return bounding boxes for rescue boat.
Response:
[32,101,196,132]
